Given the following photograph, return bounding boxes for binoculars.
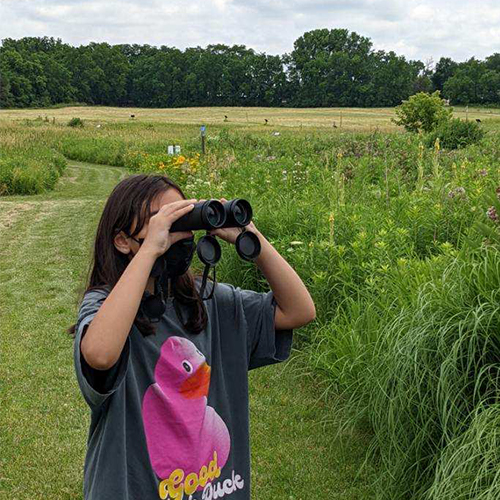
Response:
[170,198,261,264]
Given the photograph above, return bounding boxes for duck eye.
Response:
[182,360,193,373]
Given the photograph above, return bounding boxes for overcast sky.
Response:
[1,0,499,64]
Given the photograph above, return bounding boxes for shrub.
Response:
[67,117,84,128]
[425,118,485,149]
[393,91,453,133]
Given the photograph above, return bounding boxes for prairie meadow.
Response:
[2,106,500,499]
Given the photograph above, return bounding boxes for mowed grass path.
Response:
[0,161,376,499]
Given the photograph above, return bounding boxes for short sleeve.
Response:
[220,283,293,371]
[73,288,130,410]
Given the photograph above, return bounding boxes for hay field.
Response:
[1,105,499,131]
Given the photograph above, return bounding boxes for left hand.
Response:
[202,197,259,245]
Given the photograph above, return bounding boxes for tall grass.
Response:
[0,123,67,195]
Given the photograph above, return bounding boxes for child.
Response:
[68,173,316,500]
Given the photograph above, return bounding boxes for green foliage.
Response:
[67,117,84,128]
[0,144,66,195]
[442,57,500,105]
[7,34,500,109]
[425,118,485,149]
[357,248,500,499]
[393,91,453,133]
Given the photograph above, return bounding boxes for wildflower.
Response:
[487,206,499,223]
[448,187,466,199]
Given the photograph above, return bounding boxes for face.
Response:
[114,188,193,257]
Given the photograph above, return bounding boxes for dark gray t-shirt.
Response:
[73,276,293,500]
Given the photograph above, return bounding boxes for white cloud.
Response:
[0,0,499,62]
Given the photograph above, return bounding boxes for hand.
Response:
[141,199,197,258]
[205,197,259,245]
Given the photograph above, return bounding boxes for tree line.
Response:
[0,29,499,109]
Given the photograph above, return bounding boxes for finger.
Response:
[161,199,196,215]
[169,203,195,220]
[164,198,197,208]
[170,231,194,245]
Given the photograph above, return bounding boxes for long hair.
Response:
[67,173,209,338]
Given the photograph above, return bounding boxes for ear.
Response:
[114,230,132,255]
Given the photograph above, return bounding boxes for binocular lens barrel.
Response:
[170,200,226,232]
[223,199,252,228]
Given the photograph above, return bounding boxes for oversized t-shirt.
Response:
[73,276,294,500]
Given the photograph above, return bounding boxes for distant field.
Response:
[1,105,500,131]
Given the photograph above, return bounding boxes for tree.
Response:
[287,28,373,107]
[393,91,453,133]
[432,57,458,91]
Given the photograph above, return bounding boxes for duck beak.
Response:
[180,362,211,399]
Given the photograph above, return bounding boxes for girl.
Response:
[68,173,316,500]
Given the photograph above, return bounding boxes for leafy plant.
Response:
[67,117,84,128]
[393,91,453,133]
[425,118,485,149]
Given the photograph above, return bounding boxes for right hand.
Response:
[140,199,197,258]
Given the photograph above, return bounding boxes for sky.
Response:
[0,0,499,64]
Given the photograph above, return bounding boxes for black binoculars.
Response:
[170,198,261,263]
[170,198,252,232]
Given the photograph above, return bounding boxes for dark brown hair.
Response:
[66,173,209,338]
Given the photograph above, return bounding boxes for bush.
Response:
[67,117,84,128]
[425,118,485,149]
[393,91,453,133]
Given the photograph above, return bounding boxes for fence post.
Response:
[200,125,206,155]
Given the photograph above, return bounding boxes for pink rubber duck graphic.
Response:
[142,336,231,484]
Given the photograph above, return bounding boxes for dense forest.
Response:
[1,28,499,109]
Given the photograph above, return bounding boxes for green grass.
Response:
[0,160,377,499]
